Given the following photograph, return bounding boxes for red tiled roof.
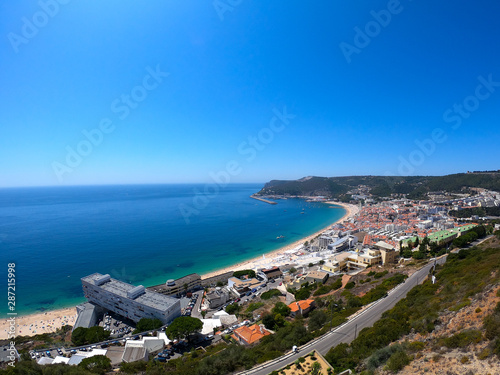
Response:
[233,324,270,345]
[288,299,315,313]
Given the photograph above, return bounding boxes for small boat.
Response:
[276,235,285,239]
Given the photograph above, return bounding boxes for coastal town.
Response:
[2,186,499,373]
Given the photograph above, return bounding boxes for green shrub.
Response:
[367,344,402,371]
[345,282,355,289]
[477,347,491,360]
[233,269,256,278]
[439,330,483,348]
[385,350,410,372]
[79,355,111,374]
[483,302,500,340]
[374,270,389,279]
[407,341,425,352]
[261,289,282,300]
[449,299,471,311]
[246,302,265,313]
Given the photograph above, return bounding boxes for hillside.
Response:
[325,235,500,374]
[257,171,500,200]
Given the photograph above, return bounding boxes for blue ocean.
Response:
[0,184,345,317]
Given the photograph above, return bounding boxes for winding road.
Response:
[240,256,446,375]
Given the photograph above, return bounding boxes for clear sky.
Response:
[1,0,500,187]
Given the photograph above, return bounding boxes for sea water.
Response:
[0,184,345,316]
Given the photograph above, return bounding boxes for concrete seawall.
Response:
[250,195,277,205]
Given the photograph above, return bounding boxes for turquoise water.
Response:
[0,184,345,317]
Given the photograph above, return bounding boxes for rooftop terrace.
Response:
[82,273,178,312]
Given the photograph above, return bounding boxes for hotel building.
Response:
[81,273,181,324]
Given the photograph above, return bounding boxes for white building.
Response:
[81,273,181,324]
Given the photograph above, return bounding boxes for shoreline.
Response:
[0,201,357,340]
[0,307,77,340]
[199,201,358,279]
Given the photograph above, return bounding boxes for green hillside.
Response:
[257,171,500,200]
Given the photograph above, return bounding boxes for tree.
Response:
[225,302,241,315]
[165,316,203,341]
[289,267,297,274]
[72,327,87,346]
[72,326,110,346]
[262,314,276,330]
[308,310,328,332]
[295,288,312,301]
[233,269,256,279]
[272,302,291,317]
[134,318,163,333]
[402,250,413,258]
[79,355,111,374]
[86,326,110,344]
[412,251,425,260]
[273,313,287,329]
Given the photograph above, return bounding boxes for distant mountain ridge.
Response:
[257,171,500,200]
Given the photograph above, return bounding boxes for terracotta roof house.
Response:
[232,324,271,345]
[288,299,315,317]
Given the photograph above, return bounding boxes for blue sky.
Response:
[1,0,500,187]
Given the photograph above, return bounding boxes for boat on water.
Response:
[276,235,285,239]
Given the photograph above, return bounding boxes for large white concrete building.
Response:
[81,273,181,324]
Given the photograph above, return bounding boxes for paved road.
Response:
[241,257,447,375]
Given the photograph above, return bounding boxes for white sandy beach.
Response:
[199,201,358,279]
[0,201,357,340]
[0,307,77,340]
